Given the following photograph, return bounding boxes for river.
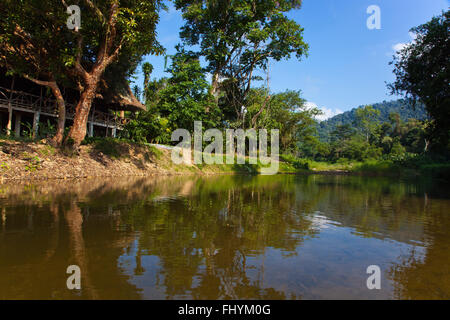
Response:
[0,175,449,299]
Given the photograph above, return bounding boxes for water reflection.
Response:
[0,175,449,299]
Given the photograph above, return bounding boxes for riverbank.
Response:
[0,138,164,181]
[0,138,271,181]
[1,138,449,181]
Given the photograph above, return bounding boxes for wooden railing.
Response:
[0,86,128,128]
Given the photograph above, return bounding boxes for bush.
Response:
[90,137,122,158]
[336,157,350,164]
[121,112,171,144]
[280,154,310,170]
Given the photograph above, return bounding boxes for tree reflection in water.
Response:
[0,175,448,299]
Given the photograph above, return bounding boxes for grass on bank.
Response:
[280,153,450,180]
[82,137,163,160]
[2,134,449,180]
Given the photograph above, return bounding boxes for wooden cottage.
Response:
[0,69,145,139]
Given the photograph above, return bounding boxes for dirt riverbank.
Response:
[0,139,194,181]
[0,139,395,182]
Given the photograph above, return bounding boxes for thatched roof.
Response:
[100,83,146,112]
[92,75,146,112]
[0,67,146,112]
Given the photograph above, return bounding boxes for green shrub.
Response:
[280,154,310,170]
[121,113,171,144]
[90,138,122,158]
[25,156,41,172]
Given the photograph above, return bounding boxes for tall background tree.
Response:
[389,10,449,152]
[354,105,380,143]
[175,0,308,128]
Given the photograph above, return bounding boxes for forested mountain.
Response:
[316,100,428,142]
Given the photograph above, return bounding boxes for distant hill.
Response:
[316,99,428,142]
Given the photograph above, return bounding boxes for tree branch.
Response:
[22,73,55,87]
[96,1,119,68]
[83,0,106,24]
[104,39,123,66]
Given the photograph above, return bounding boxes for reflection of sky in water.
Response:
[0,175,448,299]
[120,212,427,300]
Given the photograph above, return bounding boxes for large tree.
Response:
[1,0,163,148]
[63,0,163,148]
[248,88,321,154]
[0,0,70,145]
[389,10,450,150]
[354,105,380,143]
[175,0,308,128]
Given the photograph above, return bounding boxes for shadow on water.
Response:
[0,174,449,299]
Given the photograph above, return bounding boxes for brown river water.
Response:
[0,174,449,299]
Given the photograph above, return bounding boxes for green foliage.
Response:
[175,0,308,126]
[316,100,427,142]
[84,137,162,161]
[87,138,123,159]
[306,100,434,164]
[24,155,41,172]
[334,137,382,161]
[156,50,222,131]
[389,10,450,149]
[0,162,9,171]
[38,145,57,157]
[390,141,406,156]
[354,105,380,142]
[122,112,171,144]
[132,85,142,102]
[280,154,310,170]
[21,122,34,139]
[0,0,70,83]
[1,0,165,146]
[38,120,57,140]
[247,88,321,155]
[127,49,222,144]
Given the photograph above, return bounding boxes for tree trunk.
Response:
[211,72,220,100]
[207,72,221,113]
[49,85,66,146]
[251,95,270,129]
[66,80,98,148]
[21,75,66,146]
[424,138,430,152]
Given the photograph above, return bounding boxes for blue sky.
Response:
[133,0,449,120]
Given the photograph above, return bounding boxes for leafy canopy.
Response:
[389,10,450,148]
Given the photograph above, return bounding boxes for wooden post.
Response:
[33,87,42,139]
[32,111,40,139]
[6,77,15,136]
[14,113,21,137]
[88,105,95,137]
[88,122,94,137]
[112,127,117,138]
[6,106,12,136]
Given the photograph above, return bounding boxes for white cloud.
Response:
[392,42,408,52]
[392,32,417,55]
[306,102,343,121]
